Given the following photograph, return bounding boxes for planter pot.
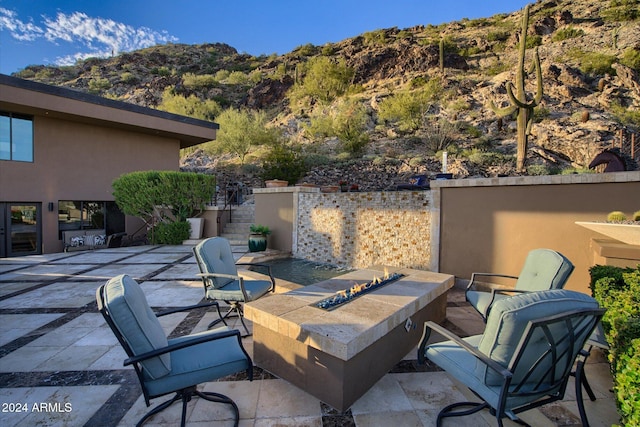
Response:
[265,179,288,188]
[321,186,340,193]
[187,218,205,239]
[575,221,640,246]
[248,233,268,252]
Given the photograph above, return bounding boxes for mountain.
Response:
[12,0,640,188]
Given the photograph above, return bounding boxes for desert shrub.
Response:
[487,31,510,42]
[150,221,190,245]
[423,119,458,153]
[552,27,585,42]
[158,88,222,121]
[467,149,513,166]
[526,164,550,176]
[363,29,389,46]
[611,102,640,129]
[321,44,336,56]
[261,143,306,184]
[294,43,317,57]
[287,57,354,105]
[226,71,250,85]
[378,81,443,132]
[119,72,138,83]
[182,73,217,89]
[621,48,640,71]
[333,100,370,155]
[602,0,639,22]
[214,69,231,82]
[525,35,543,49]
[88,77,111,93]
[569,49,617,75]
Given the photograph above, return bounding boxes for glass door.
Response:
[1,203,41,257]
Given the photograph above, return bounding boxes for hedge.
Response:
[590,265,640,427]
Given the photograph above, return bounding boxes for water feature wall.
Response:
[294,191,433,269]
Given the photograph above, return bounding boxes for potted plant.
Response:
[248,224,271,252]
[575,210,640,246]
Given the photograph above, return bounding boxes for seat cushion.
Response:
[206,278,273,302]
[104,274,170,379]
[476,289,599,385]
[515,249,574,291]
[194,238,238,288]
[144,326,251,397]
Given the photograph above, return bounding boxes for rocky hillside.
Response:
[13,0,640,188]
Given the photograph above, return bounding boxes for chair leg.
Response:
[137,387,240,427]
[436,401,490,427]
[136,392,182,427]
[207,302,251,336]
[574,359,591,427]
[195,390,240,426]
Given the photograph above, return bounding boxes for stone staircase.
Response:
[220,203,255,247]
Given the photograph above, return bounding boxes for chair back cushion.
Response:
[476,289,599,386]
[194,238,238,288]
[514,249,574,291]
[104,274,171,379]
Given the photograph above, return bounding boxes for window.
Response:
[0,112,34,162]
[58,201,125,238]
[58,201,105,234]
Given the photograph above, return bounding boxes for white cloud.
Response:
[0,8,178,65]
[0,7,44,41]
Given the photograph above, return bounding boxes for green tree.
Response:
[158,88,222,121]
[112,171,216,224]
[215,108,279,163]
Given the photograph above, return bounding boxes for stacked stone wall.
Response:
[294,191,432,269]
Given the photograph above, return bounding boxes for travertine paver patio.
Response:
[0,245,620,426]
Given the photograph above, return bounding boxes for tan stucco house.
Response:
[0,74,217,257]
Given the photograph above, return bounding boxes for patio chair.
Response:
[465,248,574,320]
[193,237,275,336]
[418,289,604,427]
[97,274,253,427]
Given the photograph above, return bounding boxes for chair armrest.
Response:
[236,262,276,291]
[417,321,512,380]
[197,272,242,281]
[124,328,242,366]
[466,273,519,291]
[155,301,220,317]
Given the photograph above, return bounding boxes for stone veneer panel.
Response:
[294,191,431,269]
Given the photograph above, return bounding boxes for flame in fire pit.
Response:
[315,268,404,311]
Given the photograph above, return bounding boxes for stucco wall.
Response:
[2,116,181,253]
[432,172,640,294]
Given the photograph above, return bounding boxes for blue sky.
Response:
[0,0,531,75]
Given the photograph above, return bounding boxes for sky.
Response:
[0,0,532,76]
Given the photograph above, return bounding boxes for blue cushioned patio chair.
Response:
[465,248,574,320]
[418,289,604,427]
[193,237,275,336]
[97,274,253,427]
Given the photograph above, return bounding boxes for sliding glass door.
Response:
[0,203,42,257]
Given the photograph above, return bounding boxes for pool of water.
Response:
[255,258,352,286]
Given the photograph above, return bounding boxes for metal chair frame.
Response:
[419,307,605,427]
[97,284,253,427]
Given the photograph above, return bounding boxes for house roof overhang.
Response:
[0,74,218,149]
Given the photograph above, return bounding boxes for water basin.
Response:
[252,258,352,286]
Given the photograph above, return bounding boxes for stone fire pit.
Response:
[244,265,454,411]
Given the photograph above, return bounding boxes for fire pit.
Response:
[245,266,454,411]
[315,270,404,310]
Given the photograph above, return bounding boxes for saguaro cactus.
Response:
[490,4,543,172]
